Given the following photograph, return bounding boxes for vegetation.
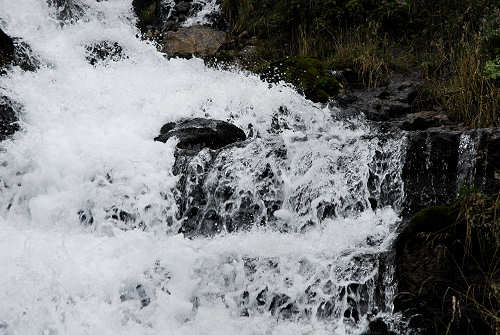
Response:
[396,191,499,334]
[255,56,341,103]
[132,0,159,31]
[219,0,500,127]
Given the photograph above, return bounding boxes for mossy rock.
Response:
[398,205,456,244]
[256,56,341,103]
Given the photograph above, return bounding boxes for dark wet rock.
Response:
[175,1,192,14]
[0,28,40,72]
[161,26,227,58]
[335,76,419,121]
[85,41,127,66]
[133,0,226,37]
[174,138,285,237]
[102,206,149,231]
[235,255,393,326]
[12,40,40,72]
[256,287,268,306]
[399,111,443,131]
[269,294,296,319]
[156,119,278,238]
[0,97,20,141]
[401,129,461,217]
[154,118,246,151]
[47,0,88,23]
[0,28,15,70]
[316,298,336,320]
[336,74,453,130]
[362,318,396,335]
[401,128,500,218]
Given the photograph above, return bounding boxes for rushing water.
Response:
[0,1,406,334]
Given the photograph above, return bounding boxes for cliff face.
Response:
[402,128,500,218]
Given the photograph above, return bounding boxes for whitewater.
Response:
[0,1,406,334]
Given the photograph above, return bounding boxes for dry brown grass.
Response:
[330,25,398,88]
[453,192,499,332]
[422,34,500,128]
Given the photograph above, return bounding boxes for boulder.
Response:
[0,97,20,141]
[154,118,246,151]
[161,26,227,57]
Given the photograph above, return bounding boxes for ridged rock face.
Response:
[401,128,500,218]
[161,26,227,57]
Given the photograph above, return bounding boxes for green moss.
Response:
[256,56,341,103]
[140,2,156,26]
[407,205,456,234]
[132,0,157,31]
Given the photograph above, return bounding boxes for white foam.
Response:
[0,0,403,334]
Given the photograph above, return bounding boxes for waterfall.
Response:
[0,1,406,334]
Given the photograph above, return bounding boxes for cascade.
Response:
[0,1,408,334]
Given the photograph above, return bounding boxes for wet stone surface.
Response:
[175,138,286,237]
[47,0,88,24]
[85,41,127,66]
[155,118,246,151]
[0,97,20,142]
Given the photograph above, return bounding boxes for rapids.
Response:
[0,1,406,334]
